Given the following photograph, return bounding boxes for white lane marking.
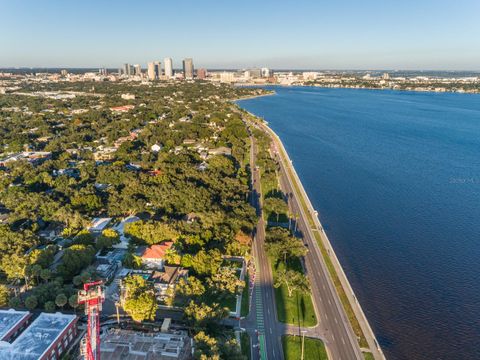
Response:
[332,334,335,341]
[268,308,270,315]
[328,299,331,305]
[334,317,338,324]
[342,337,346,345]
[270,327,272,334]
[325,313,329,320]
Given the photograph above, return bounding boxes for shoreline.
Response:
[233,91,276,101]
[266,123,386,359]
[235,82,480,95]
[238,103,385,359]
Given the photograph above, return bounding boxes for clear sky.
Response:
[1,0,479,70]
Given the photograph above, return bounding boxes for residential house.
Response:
[136,242,173,270]
[151,266,188,299]
[150,144,162,153]
[208,146,232,156]
[89,217,112,233]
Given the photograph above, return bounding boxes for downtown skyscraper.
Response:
[182,58,194,79]
[147,61,161,80]
[164,58,173,78]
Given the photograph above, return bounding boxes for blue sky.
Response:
[1,0,479,70]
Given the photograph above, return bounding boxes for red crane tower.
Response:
[78,281,104,360]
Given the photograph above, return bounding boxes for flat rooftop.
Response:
[0,309,30,341]
[101,329,190,360]
[0,312,76,360]
[89,217,112,232]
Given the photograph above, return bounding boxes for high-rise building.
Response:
[247,68,262,78]
[147,62,156,80]
[154,61,161,78]
[134,64,142,76]
[197,68,207,79]
[182,58,194,79]
[261,67,271,78]
[164,58,173,78]
[123,63,130,76]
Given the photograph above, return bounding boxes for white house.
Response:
[137,242,173,270]
[151,144,162,153]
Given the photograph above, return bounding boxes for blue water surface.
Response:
[237,87,480,360]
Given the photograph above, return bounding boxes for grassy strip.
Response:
[241,273,250,317]
[240,332,252,360]
[271,257,317,327]
[203,292,237,312]
[282,335,328,360]
[280,146,368,348]
[363,352,375,360]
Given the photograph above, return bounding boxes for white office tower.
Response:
[147,62,156,80]
[164,58,173,78]
[134,64,142,76]
[261,67,271,77]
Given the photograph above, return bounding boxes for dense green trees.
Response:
[96,228,120,250]
[177,276,206,298]
[0,81,266,353]
[25,295,38,310]
[0,285,10,307]
[125,221,178,245]
[184,301,228,331]
[265,227,307,263]
[57,244,96,280]
[264,197,289,222]
[55,293,68,309]
[123,275,157,322]
[207,267,244,295]
[190,250,223,276]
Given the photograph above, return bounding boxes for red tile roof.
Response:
[141,242,173,259]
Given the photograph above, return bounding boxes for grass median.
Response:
[240,332,251,360]
[241,273,250,317]
[271,257,317,327]
[282,335,327,360]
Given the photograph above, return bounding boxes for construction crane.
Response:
[78,281,104,360]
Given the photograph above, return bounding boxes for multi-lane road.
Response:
[244,118,377,360]
[273,146,364,360]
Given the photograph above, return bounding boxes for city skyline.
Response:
[1,0,480,70]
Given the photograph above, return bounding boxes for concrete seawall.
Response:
[264,123,386,359]
[236,99,387,358]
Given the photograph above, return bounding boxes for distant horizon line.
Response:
[1,67,480,73]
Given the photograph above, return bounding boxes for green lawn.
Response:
[282,335,327,360]
[203,292,237,312]
[363,352,375,360]
[271,257,317,327]
[241,273,250,317]
[240,332,251,360]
